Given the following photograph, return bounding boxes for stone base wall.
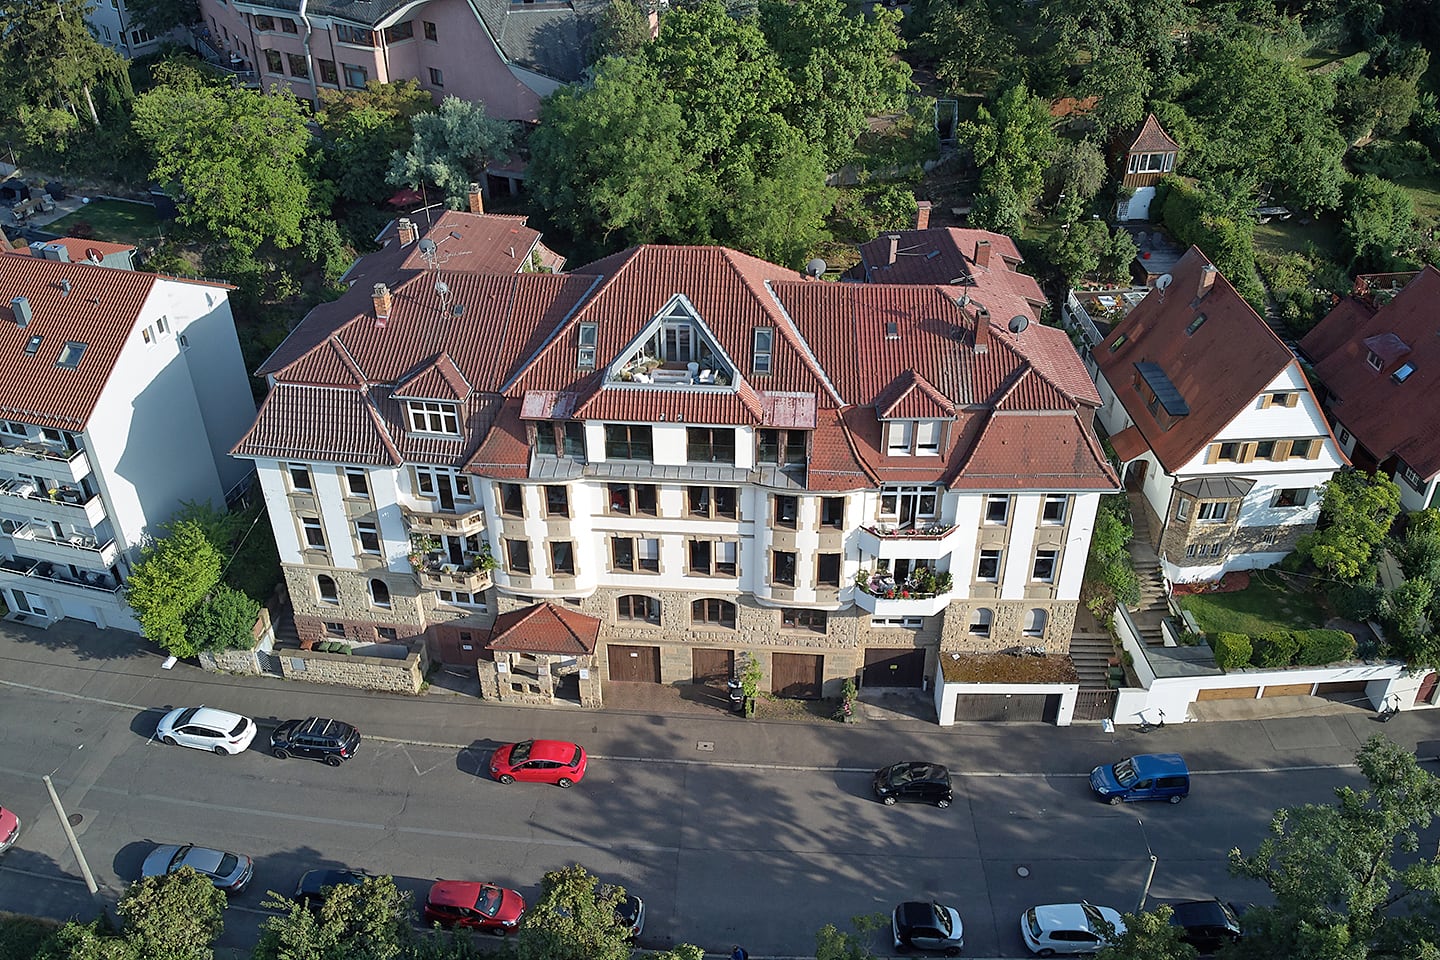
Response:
[937,600,1078,655]
[197,648,261,674]
[277,643,427,693]
[478,653,602,708]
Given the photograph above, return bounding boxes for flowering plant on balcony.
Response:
[864,522,955,538]
[408,533,439,568]
[853,566,953,599]
[464,544,496,572]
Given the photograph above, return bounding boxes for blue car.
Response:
[1089,753,1190,804]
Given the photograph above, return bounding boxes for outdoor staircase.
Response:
[1069,631,1118,689]
[1125,492,1172,646]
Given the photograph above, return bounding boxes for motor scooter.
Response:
[727,677,745,714]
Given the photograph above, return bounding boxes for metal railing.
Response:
[0,556,122,593]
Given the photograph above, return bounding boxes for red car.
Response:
[423,880,525,934]
[0,804,19,854]
[490,739,588,787]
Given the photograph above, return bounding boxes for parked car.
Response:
[140,843,253,893]
[1021,902,1125,956]
[155,706,257,756]
[892,900,964,954]
[489,740,588,787]
[1089,753,1190,804]
[873,762,953,807]
[612,889,646,940]
[1164,898,1243,954]
[294,868,368,910]
[0,804,19,853]
[270,717,361,765]
[423,881,525,934]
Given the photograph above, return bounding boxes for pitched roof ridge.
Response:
[762,279,847,407]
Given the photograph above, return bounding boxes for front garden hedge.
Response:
[1209,628,1357,671]
[1213,632,1253,670]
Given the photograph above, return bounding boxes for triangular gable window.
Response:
[607,295,738,389]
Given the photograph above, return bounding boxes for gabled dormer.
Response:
[1121,113,1179,186]
[605,295,740,390]
[394,352,471,437]
[876,371,956,457]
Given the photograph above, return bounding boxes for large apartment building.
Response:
[233,209,1117,707]
[0,245,255,631]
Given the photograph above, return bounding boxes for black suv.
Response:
[294,868,368,910]
[270,717,360,765]
[1165,899,1243,954]
[873,762,953,807]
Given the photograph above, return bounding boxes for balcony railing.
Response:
[856,523,959,562]
[0,556,122,593]
[0,479,105,525]
[403,504,487,537]
[0,440,91,483]
[417,562,494,593]
[7,523,118,568]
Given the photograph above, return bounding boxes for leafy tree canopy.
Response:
[318,80,435,205]
[125,519,223,657]
[120,867,227,960]
[254,875,410,960]
[124,0,199,35]
[516,864,631,960]
[1341,174,1417,270]
[0,0,131,124]
[1298,468,1402,582]
[961,83,1057,230]
[1095,906,1196,960]
[388,96,517,209]
[587,0,655,64]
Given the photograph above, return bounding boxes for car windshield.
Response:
[510,741,532,763]
[1081,903,1109,932]
[476,886,502,917]
[890,764,922,785]
[931,904,952,936]
[1219,901,1241,926]
[1112,759,1138,786]
[168,846,190,870]
[568,745,582,766]
[217,854,238,876]
[227,718,249,737]
[175,707,198,726]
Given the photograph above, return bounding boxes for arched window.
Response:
[969,607,992,638]
[317,574,338,604]
[692,598,736,628]
[617,595,661,624]
[370,578,391,608]
[1023,608,1048,638]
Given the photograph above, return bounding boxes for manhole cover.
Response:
[68,813,83,826]
[696,741,715,752]
[1015,865,1030,878]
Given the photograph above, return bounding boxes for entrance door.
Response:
[1125,460,1148,491]
[607,644,661,683]
[772,653,823,699]
[1417,672,1439,705]
[862,648,926,688]
[692,648,734,686]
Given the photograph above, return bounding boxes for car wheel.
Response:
[272,748,289,760]
[882,795,897,805]
[1169,794,1183,804]
[1037,950,1056,958]
[944,948,961,957]
[557,777,573,788]
[498,774,515,784]
[936,798,950,808]
[490,927,510,937]
[162,735,177,746]
[325,755,343,767]
[213,745,228,756]
[1108,795,1123,806]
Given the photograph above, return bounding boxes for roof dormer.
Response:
[605,295,740,390]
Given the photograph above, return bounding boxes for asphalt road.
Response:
[0,626,1431,957]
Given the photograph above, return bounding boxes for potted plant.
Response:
[835,677,858,722]
[739,655,763,718]
[408,533,438,569]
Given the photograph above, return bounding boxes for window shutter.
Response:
[1259,394,1273,410]
[1239,443,1257,463]
[1205,444,1220,464]
[1272,440,1291,461]
[1285,393,1300,408]
[1305,439,1321,459]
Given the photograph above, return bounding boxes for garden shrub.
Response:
[1327,581,1384,621]
[1295,629,1357,666]
[1212,632,1253,670]
[1279,550,1306,573]
[1251,630,1302,668]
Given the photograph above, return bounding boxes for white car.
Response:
[1021,902,1126,956]
[155,706,257,755]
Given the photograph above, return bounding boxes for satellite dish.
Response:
[86,247,104,263]
[418,238,437,256]
[1008,314,1030,334]
[957,291,971,308]
[805,257,827,278]
[1155,273,1173,291]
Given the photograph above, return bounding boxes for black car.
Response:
[873,762,953,807]
[294,868,368,910]
[1165,899,1243,954]
[893,901,964,955]
[270,717,361,765]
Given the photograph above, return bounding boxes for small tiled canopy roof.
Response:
[1127,114,1180,154]
[485,603,600,655]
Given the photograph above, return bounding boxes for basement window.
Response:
[56,342,86,368]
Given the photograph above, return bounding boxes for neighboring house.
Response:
[233,214,1117,716]
[87,0,169,58]
[1300,267,1440,512]
[1116,113,1179,223]
[195,0,611,123]
[1093,247,1346,583]
[29,238,137,271]
[0,252,255,631]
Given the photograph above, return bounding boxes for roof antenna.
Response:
[434,279,451,313]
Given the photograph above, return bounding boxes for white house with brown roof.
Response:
[1300,268,1440,513]
[1117,113,1180,222]
[1093,247,1346,583]
[233,216,1117,721]
[0,252,255,631]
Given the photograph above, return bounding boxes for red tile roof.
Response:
[1301,265,1440,478]
[1095,247,1297,472]
[877,370,955,420]
[232,383,402,465]
[1127,113,1180,154]
[30,238,136,261]
[0,252,156,430]
[485,602,601,654]
[395,352,472,401]
[845,229,1038,295]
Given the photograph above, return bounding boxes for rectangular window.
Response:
[716,541,737,576]
[263,49,284,73]
[773,550,797,586]
[1367,351,1383,371]
[757,428,805,466]
[977,549,1001,581]
[562,422,585,458]
[781,608,826,633]
[507,539,530,574]
[1217,442,1241,462]
[1272,488,1309,508]
[1209,543,1224,557]
[817,552,840,587]
[689,540,710,574]
[617,595,660,623]
[689,540,736,576]
[1042,494,1069,524]
[1185,543,1200,559]
[428,67,444,87]
[887,420,914,455]
[1198,501,1229,522]
[613,535,659,574]
[612,537,635,572]
[1032,549,1058,582]
[871,617,923,629]
[407,400,459,434]
[280,17,297,32]
[1286,439,1319,460]
[302,517,326,550]
[318,59,338,84]
[334,24,375,45]
[287,463,312,491]
[1176,498,1191,521]
[438,589,487,609]
[536,424,558,456]
[822,497,844,528]
[577,322,597,368]
[344,468,369,497]
[423,19,437,40]
[378,626,397,641]
[693,598,736,627]
[637,538,659,571]
[287,53,308,77]
[687,486,737,519]
[752,328,773,375]
[985,494,1010,524]
[356,521,380,554]
[255,13,274,29]
[604,424,653,460]
[551,541,575,575]
[499,483,523,517]
[1402,466,1424,491]
[774,495,798,529]
[544,485,569,518]
[687,427,735,464]
[1338,427,1352,446]
[383,20,414,41]
[916,421,942,456]
[343,62,368,87]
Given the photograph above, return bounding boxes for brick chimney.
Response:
[396,218,417,246]
[915,199,932,231]
[467,181,484,215]
[973,305,990,354]
[1197,263,1217,300]
[974,239,992,268]
[372,283,392,322]
[886,234,899,265]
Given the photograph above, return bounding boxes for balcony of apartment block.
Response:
[0,555,122,595]
[402,503,488,537]
[0,478,106,527]
[851,568,954,617]
[0,439,91,485]
[854,522,961,562]
[5,522,118,569]
[412,553,494,594]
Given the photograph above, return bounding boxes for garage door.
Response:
[772,653,824,699]
[862,648,926,688]
[1262,682,1313,698]
[952,693,1060,722]
[692,647,734,685]
[607,644,661,683]
[1196,686,1259,701]
[1316,680,1367,694]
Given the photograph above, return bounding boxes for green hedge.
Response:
[1296,629,1357,666]
[1212,632,1253,670]
[1210,628,1356,670]
[1252,630,1302,668]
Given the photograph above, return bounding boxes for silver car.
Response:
[140,843,253,893]
[155,706,257,755]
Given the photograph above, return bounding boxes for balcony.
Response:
[855,523,961,562]
[403,504,487,537]
[0,441,91,484]
[853,569,954,617]
[6,523,118,569]
[0,556,122,594]
[0,479,106,527]
[415,558,493,594]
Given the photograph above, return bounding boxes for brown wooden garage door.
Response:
[1196,686,1259,700]
[607,644,661,683]
[1262,682,1314,698]
[772,653,824,699]
[862,648,926,688]
[953,693,1061,722]
[1316,680,1367,694]
[692,647,734,685]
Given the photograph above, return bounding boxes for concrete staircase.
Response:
[1125,493,1171,646]
[1069,631,1118,689]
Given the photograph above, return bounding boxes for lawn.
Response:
[1394,174,1440,226]
[1253,217,1343,260]
[45,199,162,246]
[1178,571,1327,636]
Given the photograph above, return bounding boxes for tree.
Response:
[516,865,631,960]
[388,97,517,209]
[1297,469,1402,582]
[120,867,226,960]
[815,914,887,960]
[718,119,834,266]
[1390,509,1440,582]
[1047,219,1110,284]
[318,80,435,205]
[1083,493,1140,619]
[962,83,1058,228]
[1379,577,1436,666]
[1229,736,1440,960]
[587,0,654,64]
[1096,907,1196,960]
[908,0,1012,95]
[133,79,312,257]
[1085,48,1151,135]
[253,875,409,960]
[123,0,198,34]
[183,584,261,654]
[0,0,131,125]
[125,520,223,657]
[1341,175,1417,271]
[1045,139,1108,209]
